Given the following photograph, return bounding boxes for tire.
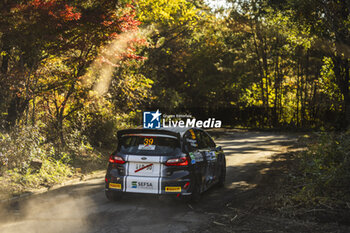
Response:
[217,158,226,187]
[183,179,201,203]
[105,190,122,201]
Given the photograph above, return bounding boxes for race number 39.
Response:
[144,138,154,145]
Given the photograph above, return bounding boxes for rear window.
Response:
[118,134,181,155]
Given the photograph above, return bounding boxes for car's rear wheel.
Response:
[105,190,122,201]
[218,158,226,187]
[182,179,201,203]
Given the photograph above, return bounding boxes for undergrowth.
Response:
[0,107,137,198]
[294,131,350,208]
[274,131,350,218]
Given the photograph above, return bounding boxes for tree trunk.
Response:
[273,53,279,127]
[342,59,350,127]
[296,58,300,127]
[333,56,350,128]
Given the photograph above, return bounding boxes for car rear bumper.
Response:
[105,174,193,195]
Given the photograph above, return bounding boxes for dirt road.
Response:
[0,131,299,233]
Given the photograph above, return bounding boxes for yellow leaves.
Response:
[269,11,315,50]
[137,0,200,27]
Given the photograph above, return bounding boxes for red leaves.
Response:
[124,53,147,61]
[100,7,141,35]
[117,45,148,62]
[102,20,114,26]
[30,0,56,9]
[12,1,146,64]
[130,38,148,47]
[14,0,81,22]
[14,0,141,34]
[60,4,81,21]
[118,12,141,32]
[125,3,135,9]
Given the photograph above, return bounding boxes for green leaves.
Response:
[137,0,200,27]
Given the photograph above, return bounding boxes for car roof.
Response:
[117,127,202,138]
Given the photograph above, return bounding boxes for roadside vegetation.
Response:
[0,0,349,224]
[298,132,350,208]
[280,131,350,216]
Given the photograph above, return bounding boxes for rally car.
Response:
[104,127,226,202]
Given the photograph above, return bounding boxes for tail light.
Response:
[109,155,126,164]
[165,157,189,166]
[184,182,190,189]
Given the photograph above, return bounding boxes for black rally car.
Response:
[105,127,226,201]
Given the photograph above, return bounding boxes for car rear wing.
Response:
[117,129,181,140]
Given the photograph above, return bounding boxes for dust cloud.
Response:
[0,193,97,233]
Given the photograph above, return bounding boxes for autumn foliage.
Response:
[0,0,349,205]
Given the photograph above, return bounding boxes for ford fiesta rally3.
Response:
[105,127,226,202]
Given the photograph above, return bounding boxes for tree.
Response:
[270,0,350,126]
[0,0,149,144]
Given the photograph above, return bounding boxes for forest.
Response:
[0,0,349,210]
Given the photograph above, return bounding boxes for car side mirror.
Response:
[216,146,222,152]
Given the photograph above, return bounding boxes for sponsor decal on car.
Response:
[138,144,156,150]
[189,152,196,164]
[109,183,122,189]
[206,151,217,161]
[186,137,198,148]
[188,151,203,163]
[131,181,153,189]
[165,186,181,192]
[194,151,204,162]
[138,137,156,150]
[186,138,196,143]
[189,129,196,139]
[126,177,159,194]
[134,163,153,173]
[139,182,153,189]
